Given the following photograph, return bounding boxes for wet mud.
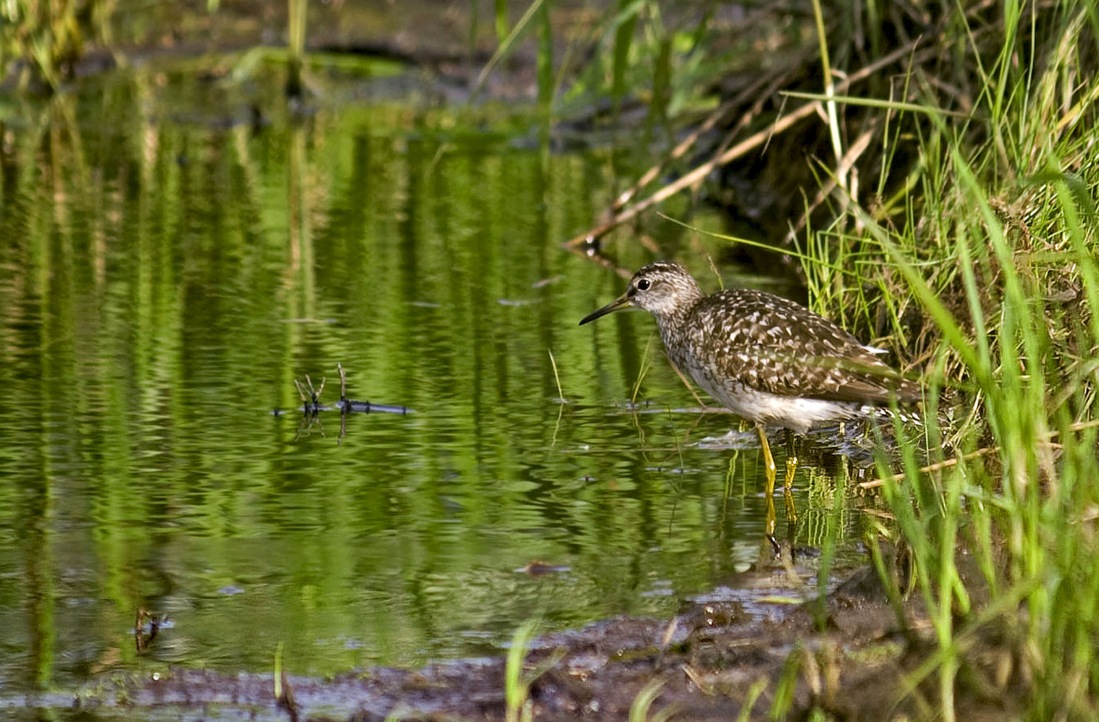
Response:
[53,550,1018,722]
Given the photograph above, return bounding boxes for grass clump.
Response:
[0,0,105,91]
[795,3,1099,720]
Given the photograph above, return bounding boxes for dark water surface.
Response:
[0,63,878,697]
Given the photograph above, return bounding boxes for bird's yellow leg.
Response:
[784,488,797,523]
[757,425,776,493]
[757,425,778,537]
[783,433,799,522]
[784,454,798,491]
[764,493,777,537]
[756,424,782,538]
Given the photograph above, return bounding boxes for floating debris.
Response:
[517,560,571,576]
[276,363,413,444]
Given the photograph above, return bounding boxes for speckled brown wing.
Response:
[685,289,920,405]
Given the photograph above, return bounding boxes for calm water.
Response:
[0,61,879,698]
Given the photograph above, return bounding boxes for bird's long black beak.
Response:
[579,293,632,325]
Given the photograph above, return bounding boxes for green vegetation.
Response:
[504,620,565,722]
[629,677,677,722]
[798,6,1099,720]
[0,0,105,91]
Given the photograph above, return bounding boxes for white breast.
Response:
[700,379,860,434]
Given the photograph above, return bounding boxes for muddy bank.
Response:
[44,550,1017,722]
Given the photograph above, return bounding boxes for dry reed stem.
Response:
[565,37,928,248]
[860,418,1099,489]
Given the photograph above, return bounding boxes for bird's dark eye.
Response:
[636,279,651,291]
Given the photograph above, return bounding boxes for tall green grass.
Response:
[800,3,1099,718]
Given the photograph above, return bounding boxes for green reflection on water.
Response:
[0,64,867,693]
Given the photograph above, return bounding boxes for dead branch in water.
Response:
[277,363,412,444]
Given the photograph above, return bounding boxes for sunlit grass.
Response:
[504,620,535,722]
[504,620,565,722]
[797,3,1099,718]
[629,677,676,722]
